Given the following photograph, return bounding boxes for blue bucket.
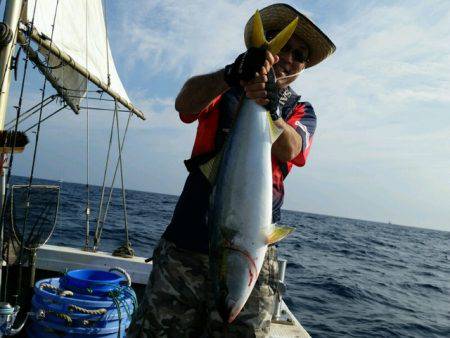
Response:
[28,273,136,338]
[28,321,130,338]
[61,269,126,295]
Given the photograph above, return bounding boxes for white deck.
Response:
[35,244,310,337]
[36,244,151,284]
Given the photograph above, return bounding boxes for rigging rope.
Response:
[23,104,67,133]
[4,95,56,129]
[83,0,91,250]
[93,110,133,252]
[17,0,60,307]
[93,112,115,251]
[1,0,38,302]
[114,100,131,254]
[0,22,13,47]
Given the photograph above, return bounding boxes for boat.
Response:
[0,1,310,337]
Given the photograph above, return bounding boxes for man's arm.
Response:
[175,48,275,116]
[175,70,229,115]
[272,119,302,162]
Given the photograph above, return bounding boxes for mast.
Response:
[0,0,23,126]
[0,0,24,297]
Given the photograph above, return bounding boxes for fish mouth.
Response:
[219,296,243,324]
[228,302,243,323]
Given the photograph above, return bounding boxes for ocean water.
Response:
[9,176,450,337]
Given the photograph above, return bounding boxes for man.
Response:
[128,3,335,338]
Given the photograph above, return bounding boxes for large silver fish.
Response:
[201,11,298,323]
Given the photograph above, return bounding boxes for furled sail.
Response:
[21,0,144,119]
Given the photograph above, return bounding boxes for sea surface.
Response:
[9,176,450,337]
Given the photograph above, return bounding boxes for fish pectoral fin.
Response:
[267,112,284,144]
[266,225,295,245]
[199,152,223,185]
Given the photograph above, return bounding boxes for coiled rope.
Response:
[0,22,12,48]
[39,283,73,297]
[68,304,107,315]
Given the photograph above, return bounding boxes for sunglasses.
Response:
[280,45,309,63]
[265,31,309,64]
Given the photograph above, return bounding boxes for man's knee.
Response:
[127,239,209,337]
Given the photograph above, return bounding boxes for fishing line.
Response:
[274,70,303,81]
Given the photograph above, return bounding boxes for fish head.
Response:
[216,247,260,323]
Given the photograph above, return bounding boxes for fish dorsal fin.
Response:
[267,112,283,144]
[266,225,295,245]
[249,11,299,53]
[199,151,223,185]
[268,17,299,55]
[250,10,268,48]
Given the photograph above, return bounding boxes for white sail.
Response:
[23,0,130,109]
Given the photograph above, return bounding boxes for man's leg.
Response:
[127,239,209,338]
[207,246,279,338]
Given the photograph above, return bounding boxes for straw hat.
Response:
[244,3,336,68]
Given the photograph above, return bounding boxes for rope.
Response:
[41,276,137,335]
[112,243,134,258]
[114,101,132,252]
[0,22,13,48]
[275,69,303,81]
[109,267,132,286]
[77,106,131,113]
[39,283,74,297]
[23,104,67,133]
[5,95,57,129]
[83,0,91,250]
[7,0,44,303]
[93,113,115,251]
[0,0,22,91]
[111,292,122,337]
[68,304,107,315]
[108,286,138,338]
[94,111,132,250]
[46,310,73,325]
[64,94,116,102]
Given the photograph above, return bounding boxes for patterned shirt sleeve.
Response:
[286,102,317,167]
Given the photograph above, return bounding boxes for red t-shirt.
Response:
[163,88,317,253]
[180,91,316,219]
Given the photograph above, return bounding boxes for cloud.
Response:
[111,0,280,77]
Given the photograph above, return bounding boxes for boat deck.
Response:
[35,244,310,338]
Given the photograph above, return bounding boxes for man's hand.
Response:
[224,47,269,88]
[242,51,279,111]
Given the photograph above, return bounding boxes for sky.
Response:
[4,0,450,231]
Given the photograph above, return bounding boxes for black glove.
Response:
[223,47,267,87]
[264,69,280,121]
